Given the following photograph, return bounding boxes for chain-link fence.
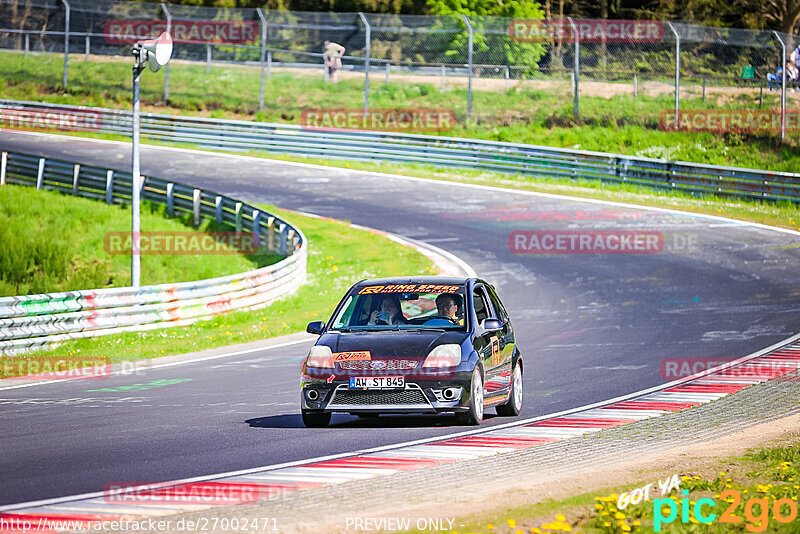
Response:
[1,0,799,139]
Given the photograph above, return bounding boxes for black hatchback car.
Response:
[301,277,522,427]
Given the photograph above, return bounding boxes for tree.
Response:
[426,0,547,74]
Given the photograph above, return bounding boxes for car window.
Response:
[472,286,493,324]
[330,285,467,330]
[486,285,508,323]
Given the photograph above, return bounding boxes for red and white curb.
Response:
[1,336,798,531]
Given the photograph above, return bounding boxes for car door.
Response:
[472,284,505,401]
[486,284,515,387]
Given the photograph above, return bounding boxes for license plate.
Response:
[349,376,404,389]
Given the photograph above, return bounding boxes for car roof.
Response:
[354,276,474,287]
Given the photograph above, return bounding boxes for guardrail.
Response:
[1,99,798,203]
[0,150,306,356]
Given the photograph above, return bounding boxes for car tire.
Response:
[455,367,484,426]
[302,411,331,427]
[496,363,522,417]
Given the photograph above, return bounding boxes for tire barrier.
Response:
[0,150,306,356]
[1,99,799,202]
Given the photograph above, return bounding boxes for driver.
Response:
[435,293,463,325]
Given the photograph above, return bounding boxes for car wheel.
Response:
[455,367,484,426]
[496,363,522,416]
[302,411,331,427]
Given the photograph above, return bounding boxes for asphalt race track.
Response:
[1,131,799,506]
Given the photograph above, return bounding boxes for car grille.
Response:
[329,388,429,406]
[338,360,419,370]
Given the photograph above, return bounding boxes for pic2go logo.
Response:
[654,489,798,532]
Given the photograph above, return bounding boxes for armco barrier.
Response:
[1,99,799,202]
[0,150,306,356]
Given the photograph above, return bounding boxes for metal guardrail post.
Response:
[773,31,787,142]
[667,22,680,129]
[235,202,243,232]
[61,0,70,88]
[36,158,45,190]
[215,195,223,222]
[463,15,473,118]
[72,163,80,195]
[568,18,579,120]
[85,34,90,61]
[252,210,261,247]
[105,170,114,204]
[192,189,201,226]
[256,8,267,112]
[0,152,6,186]
[359,12,371,114]
[166,183,174,216]
[161,3,172,102]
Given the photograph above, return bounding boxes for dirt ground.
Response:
[286,412,800,533]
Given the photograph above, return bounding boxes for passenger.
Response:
[368,296,407,325]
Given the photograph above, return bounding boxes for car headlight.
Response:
[305,345,334,369]
[422,344,462,368]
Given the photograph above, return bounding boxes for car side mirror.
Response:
[481,318,502,332]
[306,321,325,335]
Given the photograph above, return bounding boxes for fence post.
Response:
[441,64,446,92]
[252,210,261,248]
[105,170,114,204]
[85,34,90,61]
[667,22,680,128]
[61,0,70,88]
[256,8,267,112]
[568,18,579,120]
[160,3,172,102]
[634,74,637,97]
[235,202,243,232]
[773,31,787,142]
[462,14,473,118]
[385,62,390,84]
[166,183,174,217]
[36,158,45,190]
[267,51,272,79]
[505,66,509,91]
[0,152,7,186]
[72,163,80,195]
[215,195,223,223]
[359,12,371,114]
[206,45,211,73]
[24,33,29,57]
[192,189,201,227]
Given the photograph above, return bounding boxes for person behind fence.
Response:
[786,60,799,93]
[323,40,345,83]
[767,64,782,91]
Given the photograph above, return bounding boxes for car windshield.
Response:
[330,284,467,331]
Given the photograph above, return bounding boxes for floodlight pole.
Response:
[773,31,787,142]
[131,47,145,287]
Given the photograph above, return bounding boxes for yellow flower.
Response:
[508,520,517,529]
[614,512,625,520]
[603,522,611,527]
[532,529,543,534]
[633,520,641,526]
[620,522,631,532]
[556,515,566,522]
[487,525,494,531]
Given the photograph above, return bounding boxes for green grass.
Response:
[2,51,799,172]
[12,206,436,370]
[0,185,278,296]
[398,441,800,533]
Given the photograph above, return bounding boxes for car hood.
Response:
[318,330,468,359]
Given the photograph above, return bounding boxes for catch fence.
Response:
[1,0,799,138]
